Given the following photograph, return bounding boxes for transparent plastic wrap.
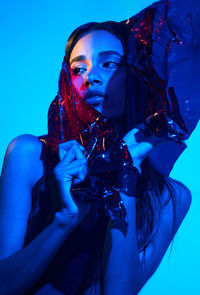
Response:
[42,0,200,223]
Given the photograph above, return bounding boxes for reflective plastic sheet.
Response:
[42,0,200,223]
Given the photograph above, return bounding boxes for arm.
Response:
[0,135,89,295]
[103,179,191,295]
[103,129,156,294]
[103,193,142,295]
[103,129,191,295]
[0,213,77,295]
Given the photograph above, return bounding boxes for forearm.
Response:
[103,193,143,295]
[0,211,75,295]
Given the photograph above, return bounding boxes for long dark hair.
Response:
[64,21,177,253]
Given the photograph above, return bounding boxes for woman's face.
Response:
[69,30,126,120]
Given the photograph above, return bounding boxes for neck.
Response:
[109,116,126,137]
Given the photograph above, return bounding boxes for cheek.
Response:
[70,76,85,98]
[106,68,126,97]
[103,70,126,117]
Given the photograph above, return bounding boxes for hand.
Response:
[53,140,91,227]
[123,128,165,173]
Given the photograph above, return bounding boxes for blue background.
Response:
[1,0,200,293]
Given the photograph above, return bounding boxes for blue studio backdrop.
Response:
[1,0,200,293]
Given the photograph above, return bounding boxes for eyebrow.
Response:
[70,51,123,65]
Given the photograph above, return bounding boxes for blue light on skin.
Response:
[69,30,127,122]
[1,1,199,293]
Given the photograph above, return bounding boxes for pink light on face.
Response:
[69,30,126,120]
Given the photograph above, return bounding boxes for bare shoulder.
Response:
[154,176,192,246]
[138,177,191,289]
[0,135,44,258]
[163,177,192,229]
[1,134,44,188]
[4,134,42,157]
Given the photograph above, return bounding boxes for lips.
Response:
[85,95,105,105]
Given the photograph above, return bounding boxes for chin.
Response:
[92,105,103,114]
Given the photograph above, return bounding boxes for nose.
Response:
[84,68,103,86]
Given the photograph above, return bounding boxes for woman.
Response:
[0,2,194,295]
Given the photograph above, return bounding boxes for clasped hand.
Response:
[53,129,165,226]
[53,140,90,227]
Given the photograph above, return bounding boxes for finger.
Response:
[60,145,87,167]
[75,147,87,180]
[59,142,80,162]
[66,163,87,184]
[61,158,86,171]
[60,146,76,163]
[72,158,87,183]
[55,160,86,184]
[73,144,86,161]
[73,166,86,184]
[79,144,85,152]
[66,164,85,180]
[123,128,139,145]
[59,143,71,161]
[58,141,87,183]
[59,158,87,180]
[65,144,87,180]
[59,140,85,161]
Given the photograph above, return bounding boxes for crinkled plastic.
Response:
[121,0,200,140]
[41,0,200,223]
[43,89,141,223]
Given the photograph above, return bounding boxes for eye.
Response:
[71,67,87,76]
[102,61,121,70]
